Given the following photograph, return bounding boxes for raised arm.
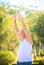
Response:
[13,15,20,38]
[18,11,32,44]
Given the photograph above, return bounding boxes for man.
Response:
[14,11,33,65]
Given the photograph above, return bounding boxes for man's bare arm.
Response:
[18,11,32,43]
[14,15,20,37]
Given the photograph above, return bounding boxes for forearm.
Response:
[14,20,19,32]
[19,16,26,30]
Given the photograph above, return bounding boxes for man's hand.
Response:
[17,11,23,21]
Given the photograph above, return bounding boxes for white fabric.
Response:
[17,39,32,62]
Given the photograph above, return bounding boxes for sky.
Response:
[0,0,44,10]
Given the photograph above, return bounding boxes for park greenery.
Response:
[0,50,16,65]
[0,2,44,65]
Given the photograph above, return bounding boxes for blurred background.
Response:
[0,0,44,65]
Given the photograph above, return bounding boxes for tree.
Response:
[27,11,44,57]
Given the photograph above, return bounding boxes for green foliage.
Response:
[27,11,44,57]
[33,57,44,64]
[40,50,44,56]
[0,4,19,51]
[0,18,3,22]
[27,11,44,43]
[0,50,16,65]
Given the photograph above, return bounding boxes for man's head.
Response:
[20,29,26,40]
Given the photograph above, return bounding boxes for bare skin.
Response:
[14,11,32,44]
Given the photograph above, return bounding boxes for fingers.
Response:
[17,10,22,16]
[17,10,23,20]
[13,10,22,21]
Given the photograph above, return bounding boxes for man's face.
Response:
[20,29,26,40]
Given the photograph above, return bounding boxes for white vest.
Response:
[17,39,32,62]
